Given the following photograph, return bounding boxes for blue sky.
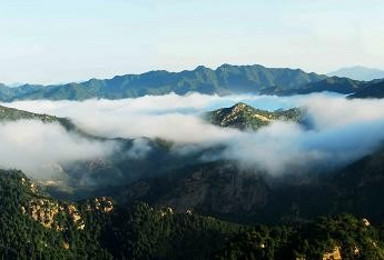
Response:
[1,0,384,84]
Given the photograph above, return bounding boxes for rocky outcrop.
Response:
[322,246,342,260]
[205,102,303,131]
[21,178,114,231]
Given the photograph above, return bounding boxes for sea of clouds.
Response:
[2,92,384,177]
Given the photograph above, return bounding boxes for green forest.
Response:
[1,169,384,259]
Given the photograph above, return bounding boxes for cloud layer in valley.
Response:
[0,120,117,179]
[3,92,384,176]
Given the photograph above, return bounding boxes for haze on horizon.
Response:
[1,0,384,85]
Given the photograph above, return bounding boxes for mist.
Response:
[3,92,384,176]
[0,120,118,179]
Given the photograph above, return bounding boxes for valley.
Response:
[2,92,384,258]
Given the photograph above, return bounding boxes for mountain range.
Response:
[0,64,326,101]
[2,63,384,101]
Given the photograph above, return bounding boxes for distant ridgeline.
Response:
[1,64,383,101]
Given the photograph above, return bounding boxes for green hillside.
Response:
[3,65,383,101]
[0,105,63,123]
[0,105,93,137]
[205,102,303,130]
[107,142,384,226]
[0,84,43,101]
[261,77,365,96]
[1,169,384,259]
[0,64,327,101]
[349,80,384,99]
[2,102,384,258]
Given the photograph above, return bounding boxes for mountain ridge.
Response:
[205,102,303,130]
[4,64,384,100]
[349,80,384,99]
[0,64,328,101]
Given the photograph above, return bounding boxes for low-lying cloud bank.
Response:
[3,92,384,176]
[0,120,117,179]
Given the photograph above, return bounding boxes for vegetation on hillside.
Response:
[1,170,384,259]
[349,80,384,99]
[0,64,328,101]
[205,102,303,130]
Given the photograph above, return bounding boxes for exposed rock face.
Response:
[89,197,114,213]
[160,207,174,217]
[27,198,62,229]
[67,204,84,229]
[25,198,86,230]
[117,162,270,220]
[322,246,342,260]
[21,176,114,231]
[362,218,370,227]
[63,242,70,250]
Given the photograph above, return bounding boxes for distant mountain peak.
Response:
[328,66,384,81]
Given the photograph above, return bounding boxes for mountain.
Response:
[349,80,384,99]
[0,104,96,139]
[7,82,26,88]
[103,102,384,224]
[3,102,384,226]
[205,102,303,130]
[0,169,247,259]
[216,214,384,259]
[0,104,67,124]
[110,161,272,222]
[0,104,223,197]
[0,64,327,101]
[295,77,363,94]
[0,83,44,101]
[328,66,384,81]
[330,146,384,219]
[261,77,365,96]
[5,65,384,101]
[2,103,384,258]
[4,102,384,225]
[1,169,384,259]
[108,142,384,225]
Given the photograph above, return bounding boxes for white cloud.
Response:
[3,92,384,176]
[0,120,117,179]
[126,138,152,159]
